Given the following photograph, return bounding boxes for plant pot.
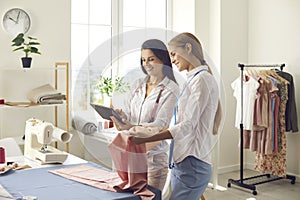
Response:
[21,57,32,68]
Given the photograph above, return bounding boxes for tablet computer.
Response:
[90,103,126,125]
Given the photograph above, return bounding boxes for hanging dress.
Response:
[254,75,288,177]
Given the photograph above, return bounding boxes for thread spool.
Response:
[103,120,114,129]
[0,147,5,164]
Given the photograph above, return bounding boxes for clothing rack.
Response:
[227,63,296,195]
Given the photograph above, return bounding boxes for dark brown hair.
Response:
[141,39,177,83]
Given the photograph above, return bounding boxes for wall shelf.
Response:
[0,62,70,152]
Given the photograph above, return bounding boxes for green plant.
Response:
[96,75,130,97]
[12,33,41,58]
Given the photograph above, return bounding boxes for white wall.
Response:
[219,0,249,173]
[0,0,71,67]
[171,0,195,33]
[0,0,84,158]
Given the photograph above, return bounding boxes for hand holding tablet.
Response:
[90,103,126,125]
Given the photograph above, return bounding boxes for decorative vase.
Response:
[21,57,32,68]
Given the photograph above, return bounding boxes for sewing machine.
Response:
[24,118,72,164]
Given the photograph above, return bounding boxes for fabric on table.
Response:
[0,184,13,199]
[50,133,155,200]
[49,165,123,191]
[1,163,159,200]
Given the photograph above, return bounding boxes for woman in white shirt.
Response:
[128,33,219,200]
[112,39,179,191]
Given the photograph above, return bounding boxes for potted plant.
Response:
[94,75,130,128]
[95,75,130,107]
[11,33,41,68]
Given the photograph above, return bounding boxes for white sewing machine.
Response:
[24,118,72,164]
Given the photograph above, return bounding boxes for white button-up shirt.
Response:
[168,65,219,164]
[124,76,179,156]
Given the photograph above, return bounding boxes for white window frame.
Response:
[71,0,172,111]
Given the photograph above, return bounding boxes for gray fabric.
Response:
[27,84,65,104]
[72,115,97,135]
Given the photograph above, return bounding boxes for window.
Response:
[71,0,170,111]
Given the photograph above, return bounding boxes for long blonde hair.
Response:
[168,32,212,73]
[169,32,222,135]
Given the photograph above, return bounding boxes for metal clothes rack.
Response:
[227,63,296,195]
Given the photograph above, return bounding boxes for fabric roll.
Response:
[72,115,97,135]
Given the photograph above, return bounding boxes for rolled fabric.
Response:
[72,115,97,135]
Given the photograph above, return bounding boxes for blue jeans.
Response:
[170,156,211,200]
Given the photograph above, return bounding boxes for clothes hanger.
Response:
[257,70,271,84]
[264,70,289,85]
